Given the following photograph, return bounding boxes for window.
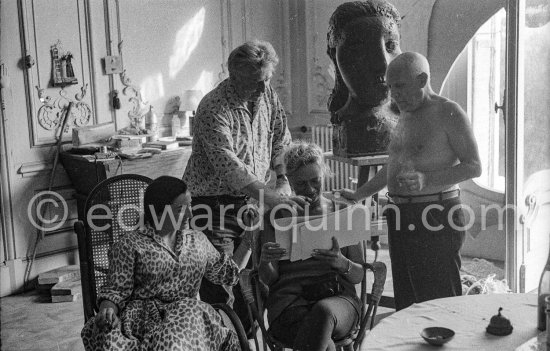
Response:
[442,9,507,192]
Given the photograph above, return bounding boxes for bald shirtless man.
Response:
[340,52,481,310]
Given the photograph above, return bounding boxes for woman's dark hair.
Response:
[143,176,188,226]
[326,0,401,116]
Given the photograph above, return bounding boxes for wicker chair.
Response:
[74,174,153,321]
[73,174,249,350]
[240,240,387,351]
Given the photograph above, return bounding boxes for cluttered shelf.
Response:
[60,143,191,221]
[60,146,191,195]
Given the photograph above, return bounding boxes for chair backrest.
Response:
[353,260,387,349]
[240,240,387,351]
[74,174,152,322]
[336,242,387,351]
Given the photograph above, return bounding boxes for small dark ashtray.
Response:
[420,327,455,346]
[486,307,513,336]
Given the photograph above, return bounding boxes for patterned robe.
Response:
[81,227,241,351]
[183,77,291,197]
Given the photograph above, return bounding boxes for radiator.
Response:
[311,124,358,191]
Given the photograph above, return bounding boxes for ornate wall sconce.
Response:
[35,40,91,132]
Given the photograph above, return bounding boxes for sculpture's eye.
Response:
[386,40,398,53]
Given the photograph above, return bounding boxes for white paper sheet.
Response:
[273,215,312,260]
[274,204,371,261]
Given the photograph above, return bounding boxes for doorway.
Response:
[441,0,550,292]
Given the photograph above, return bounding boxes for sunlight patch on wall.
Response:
[192,70,216,95]
[169,7,205,79]
[140,73,165,107]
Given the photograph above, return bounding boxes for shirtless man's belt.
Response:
[387,189,460,204]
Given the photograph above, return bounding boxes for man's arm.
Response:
[424,102,482,187]
[270,88,293,195]
[340,166,388,202]
[240,180,308,212]
[269,87,292,173]
[198,109,258,191]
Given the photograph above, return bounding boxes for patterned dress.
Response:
[81,227,241,351]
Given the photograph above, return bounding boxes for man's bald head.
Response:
[387,52,431,82]
[386,52,433,112]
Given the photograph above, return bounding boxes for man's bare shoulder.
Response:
[427,95,458,110]
[430,98,472,136]
[428,96,467,122]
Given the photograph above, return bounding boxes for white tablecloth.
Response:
[361,293,538,351]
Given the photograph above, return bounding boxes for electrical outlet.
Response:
[104,55,123,75]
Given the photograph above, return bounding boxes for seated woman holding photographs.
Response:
[258,141,365,351]
[81,176,242,351]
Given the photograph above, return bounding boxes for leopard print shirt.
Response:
[183,78,291,196]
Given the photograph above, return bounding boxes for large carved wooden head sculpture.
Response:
[327,0,402,112]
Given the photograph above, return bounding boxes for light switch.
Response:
[104,55,123,74]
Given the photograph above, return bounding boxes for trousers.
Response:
[385,196,466,310]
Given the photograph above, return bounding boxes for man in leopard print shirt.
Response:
[183,40,308,336]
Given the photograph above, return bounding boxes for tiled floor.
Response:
[1,290,85,351]
[0,246,391,351]
[0,245,503,350]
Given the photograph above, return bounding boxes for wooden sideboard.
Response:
[60,147,192,219]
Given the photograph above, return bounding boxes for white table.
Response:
[361,293,538,351]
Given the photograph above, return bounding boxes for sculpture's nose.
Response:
[369,41,389,79]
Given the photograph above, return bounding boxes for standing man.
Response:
[183,40,307,334]
[340,52,482,310]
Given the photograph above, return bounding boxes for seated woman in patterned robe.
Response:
[259,141,365,351]
[81,176,242,351]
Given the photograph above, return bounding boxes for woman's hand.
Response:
[311,237,349,272]
[260,242,287,263]
[95,300,120,330]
